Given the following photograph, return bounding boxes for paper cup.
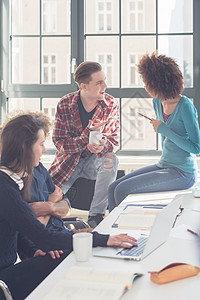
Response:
[89,131,103,145]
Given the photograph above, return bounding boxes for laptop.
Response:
[93,196,182,261]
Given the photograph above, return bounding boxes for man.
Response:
[29,162,71,233]
[17,162,73,261]
[49,61,120,228]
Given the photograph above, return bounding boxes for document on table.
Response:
[43,266,144,300]
[112,204,165,230]
[170,224,200,240]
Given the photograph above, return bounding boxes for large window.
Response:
[43,54,57,84]
[97,0,112,31]
[128,0,145,32]
[0,0,199,155]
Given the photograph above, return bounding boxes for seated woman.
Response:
[108,52,200,212]
[0,112,136,300]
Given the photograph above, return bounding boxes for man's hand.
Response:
[150,119,162,132]
[34,249,64,259]
[87,142,104,154]
[107,234,137,248]
[88,119,108,132]
[48,185,63,203]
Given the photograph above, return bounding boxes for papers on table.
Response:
[43,266,144,300]
[170,224,200,241]
[112,204,165,230]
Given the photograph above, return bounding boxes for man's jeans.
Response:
[61,153,118,216]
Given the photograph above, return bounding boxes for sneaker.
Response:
[88,214,104,229]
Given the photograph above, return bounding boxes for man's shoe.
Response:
[88,214,104,229]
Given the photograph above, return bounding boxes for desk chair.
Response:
[0,280,13,300]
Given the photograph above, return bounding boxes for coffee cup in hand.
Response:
[73,232,93,262]
[89,131,103,145]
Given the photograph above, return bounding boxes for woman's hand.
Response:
[150,119,162,132]
[34,249,63,259]
[107,234,137,248]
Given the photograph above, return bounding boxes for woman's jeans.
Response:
[108,164,196,212]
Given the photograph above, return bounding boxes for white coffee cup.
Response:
[89,131,103,145]
[73,232,93,262]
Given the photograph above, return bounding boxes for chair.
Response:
[66,177,96,211]
[66,169,125,211]
[0,280,13,300]
[62,170,125,229]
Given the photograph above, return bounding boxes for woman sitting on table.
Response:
[0,112,136,300]
[108,52,200,212]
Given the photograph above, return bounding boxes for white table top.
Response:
[26,191,200,300]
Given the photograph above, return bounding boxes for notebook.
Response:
[112,204,166,229]
[93,196,182,261]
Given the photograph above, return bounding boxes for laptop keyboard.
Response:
[119,236,148,257]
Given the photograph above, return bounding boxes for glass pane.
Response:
[8,98,40,113]
[12,0,39,35]
[42,98,60,149]
[42,0,71,34]
[86,36,119,87]
[85,0,119,34]
[122,0,156,33]
[12,38,40,83]
[121,36,156,87]
[42,37,71,84]
[121,98,156,150]
[158,0,193,33]
[158,35,193,87]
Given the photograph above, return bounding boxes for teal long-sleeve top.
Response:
[153,95,200,174]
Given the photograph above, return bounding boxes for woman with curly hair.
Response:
[108,52,200,211]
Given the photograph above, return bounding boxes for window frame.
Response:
[0,0,200,156]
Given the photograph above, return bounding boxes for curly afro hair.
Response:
[138,52,184,100]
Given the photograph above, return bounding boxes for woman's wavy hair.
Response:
[138,52,184,100]
[0,111,51,201]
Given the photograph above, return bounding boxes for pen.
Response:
[187,228,199,237]
[143,206,164,209]
[138,112,152,121]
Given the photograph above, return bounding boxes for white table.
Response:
[26,191,200,300]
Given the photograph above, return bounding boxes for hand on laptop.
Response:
[107,234,137,248]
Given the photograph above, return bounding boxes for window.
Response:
[10,0,71,85]
[97,1,112,31]
[121,98,155,150]
[128,53,143,86]
[43,0,57,33]
[1,0,199,156]
[128,107,144,139]
[97,54,113,86]
[43,54,57,84]
[128,0,144,32]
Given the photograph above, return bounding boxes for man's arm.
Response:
[29,185,71,220]
[37,215,51,227]
[100,99,120,154]
[29,198,70,219]
[87,97,120,157]
[52,94,91,155]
